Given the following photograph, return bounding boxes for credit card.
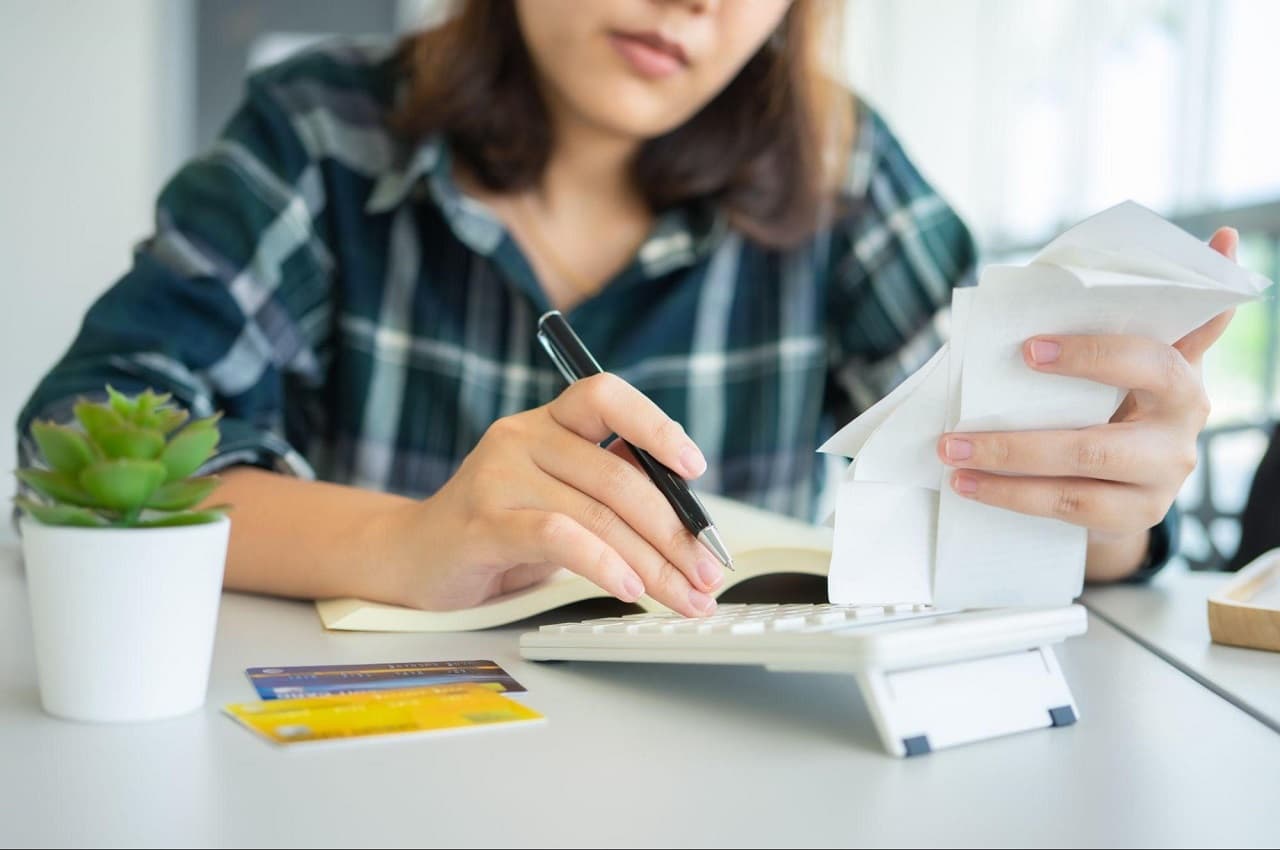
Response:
[245,659,525,700]
[223,683,544,747]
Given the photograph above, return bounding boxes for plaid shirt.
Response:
[19,40,976,523]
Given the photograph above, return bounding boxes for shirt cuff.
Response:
[1122,504,1180,583]
[196,417,315,481]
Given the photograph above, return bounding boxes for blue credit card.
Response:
[245,660,526,700]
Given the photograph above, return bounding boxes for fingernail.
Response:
[697,558,722,589]
[689,589,717,616]
[1029,340,1061,364]
[944,438,972,461]
[680,444,707,478]
[953,473,978,495]
[622,574,645,602]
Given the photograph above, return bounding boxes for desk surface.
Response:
[1083,562,1280,733]
[3,544,1279,849]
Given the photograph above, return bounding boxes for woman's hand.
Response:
[377,373,724,616]
[937,227,1240,582]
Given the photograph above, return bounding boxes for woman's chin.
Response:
[568,88,704,142]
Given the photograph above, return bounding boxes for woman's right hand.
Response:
[377,373,725,617]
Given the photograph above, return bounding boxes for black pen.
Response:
[536,310,734,571]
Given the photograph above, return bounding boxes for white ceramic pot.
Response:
[20,515,230,723]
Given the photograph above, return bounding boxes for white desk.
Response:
[1083,561,1280,733]
[2,543,1279,849]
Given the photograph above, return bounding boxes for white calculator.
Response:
[521,602,1088,757]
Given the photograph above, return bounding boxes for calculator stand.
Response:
[854,645,1078,757]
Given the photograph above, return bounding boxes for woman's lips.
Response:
[608,31,689,79]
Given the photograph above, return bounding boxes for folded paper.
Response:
[821,201,1273,608]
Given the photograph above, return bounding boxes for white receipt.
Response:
[821,201,1273,608]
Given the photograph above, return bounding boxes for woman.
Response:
[19,0,1234,617]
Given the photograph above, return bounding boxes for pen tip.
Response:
[698,526,734,571]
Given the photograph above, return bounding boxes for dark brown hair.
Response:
[393,0,853,248]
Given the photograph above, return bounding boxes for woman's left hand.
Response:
[937,227,1240,582]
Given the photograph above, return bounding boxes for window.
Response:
[844,0,1279,567]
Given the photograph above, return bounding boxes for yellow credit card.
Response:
[224,683,544,746]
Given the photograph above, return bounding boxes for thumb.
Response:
[1209,226,1238,261]
[1176,227,1241,363]
[1175,308,1235,365]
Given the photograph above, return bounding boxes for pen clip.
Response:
[537,327,581,385]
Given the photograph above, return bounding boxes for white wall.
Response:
[0,1,192,488]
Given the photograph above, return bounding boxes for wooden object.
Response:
[1208,548,1280,652]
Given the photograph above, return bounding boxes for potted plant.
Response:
[15,387,230,723]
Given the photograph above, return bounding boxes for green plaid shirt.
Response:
[19,40,976,522]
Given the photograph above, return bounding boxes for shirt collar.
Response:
[364,135,444,214]
[364,132,729,272]
[637,202,727,278]
[366,134,506,256]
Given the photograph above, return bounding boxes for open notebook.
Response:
[315,492,833,632]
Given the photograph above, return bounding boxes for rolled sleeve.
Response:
[197,417,316,480]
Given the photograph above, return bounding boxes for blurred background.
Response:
[1,0,1276,567]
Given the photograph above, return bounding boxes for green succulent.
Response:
[15,387,229,529]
